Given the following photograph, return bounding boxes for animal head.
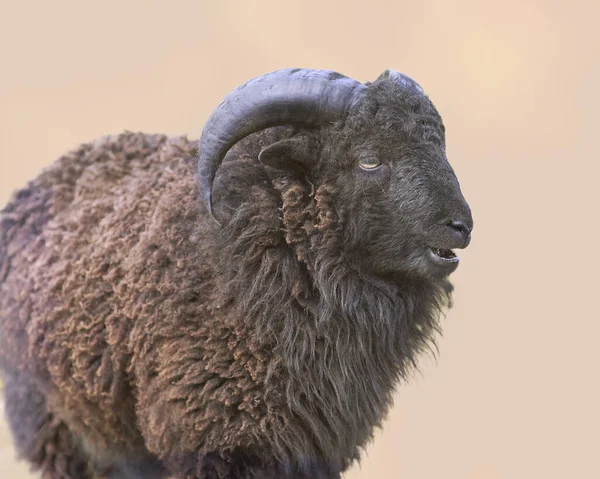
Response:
[198,68,473,280]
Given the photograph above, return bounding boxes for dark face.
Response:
[320,80,473,281]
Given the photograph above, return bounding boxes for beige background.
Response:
[1,1,599,478]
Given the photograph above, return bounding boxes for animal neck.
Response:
[216,173,452,468]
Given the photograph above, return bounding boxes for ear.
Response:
[258,134,317,175]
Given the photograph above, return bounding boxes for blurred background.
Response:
[1,1,598,478]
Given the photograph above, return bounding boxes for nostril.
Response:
[448,220,472,240]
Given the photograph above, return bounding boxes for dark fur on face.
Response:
[0,73,471,478]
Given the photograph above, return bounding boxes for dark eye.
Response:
[358,158,382,171]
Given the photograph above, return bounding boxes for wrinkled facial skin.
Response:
[319,80,473,281]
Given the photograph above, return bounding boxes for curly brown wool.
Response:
[1,69,472,479]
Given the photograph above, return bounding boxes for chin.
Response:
[402,249,460,282]
[357,245,462,283]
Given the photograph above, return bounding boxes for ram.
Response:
[0,68,473,479]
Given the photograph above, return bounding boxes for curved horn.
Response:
[198,68,366,223]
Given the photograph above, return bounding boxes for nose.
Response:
[448,220,472,247]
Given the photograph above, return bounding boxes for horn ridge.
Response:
[198,68,366,223]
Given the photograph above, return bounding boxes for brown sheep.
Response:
[0,68,473,478]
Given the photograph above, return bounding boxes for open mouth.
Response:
[429,247,459,264]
